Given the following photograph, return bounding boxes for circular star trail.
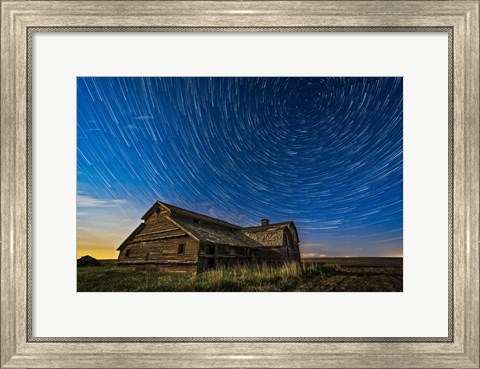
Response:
[77,77,403,257]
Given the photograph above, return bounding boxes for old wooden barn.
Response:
[117,201,301,272]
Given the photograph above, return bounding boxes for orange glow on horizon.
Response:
[77,234,123,260]
[388,252,404,258]
[77,246,119,260]
[77,225,130,260]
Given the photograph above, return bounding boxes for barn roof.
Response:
[143,201,241,229]
[170,214,261,247]
[119,201,299,250]
[242,221,300,245]
[241,224,289,247]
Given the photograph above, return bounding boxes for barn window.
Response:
[246,248,251,256]
[177,243,185,255]
[125,249,131,258]
[155,208,161,216]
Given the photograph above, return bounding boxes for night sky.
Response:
[77,77,403,259]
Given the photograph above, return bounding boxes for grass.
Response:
[77,262,342,292]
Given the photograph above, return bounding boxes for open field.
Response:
[302,257,403,292]
[77,257,402,292]
[303,257,403,267]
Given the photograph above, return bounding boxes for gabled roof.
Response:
[142,201,241,229]
[171,214,261,247]
[242,221,293,230]
[118,201,299,250]
[241,222,293,247]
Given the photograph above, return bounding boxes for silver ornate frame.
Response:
[1,1,478,368]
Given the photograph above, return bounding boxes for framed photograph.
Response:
[1,1,478,368]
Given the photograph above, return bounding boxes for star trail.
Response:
[77,77,403,259]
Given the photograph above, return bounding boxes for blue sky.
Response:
[77,77,403,258]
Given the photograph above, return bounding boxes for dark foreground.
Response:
[77,257,402,292]
[302,257,403,292]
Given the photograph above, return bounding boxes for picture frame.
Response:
[1,1,478,368]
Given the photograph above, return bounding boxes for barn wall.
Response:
[252,246,283,264]
[197,243,253,272]
[117,263,197,273]
[118,236,198,263]
[117,211,199,271]
[127,210,187,244]
[281,229,301,263]
[286,224,302,263]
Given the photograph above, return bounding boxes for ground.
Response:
[77,257,402,292]
[302,257,403,292]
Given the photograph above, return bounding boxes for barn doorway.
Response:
[207,258,215,269]
[207,245,215,255]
